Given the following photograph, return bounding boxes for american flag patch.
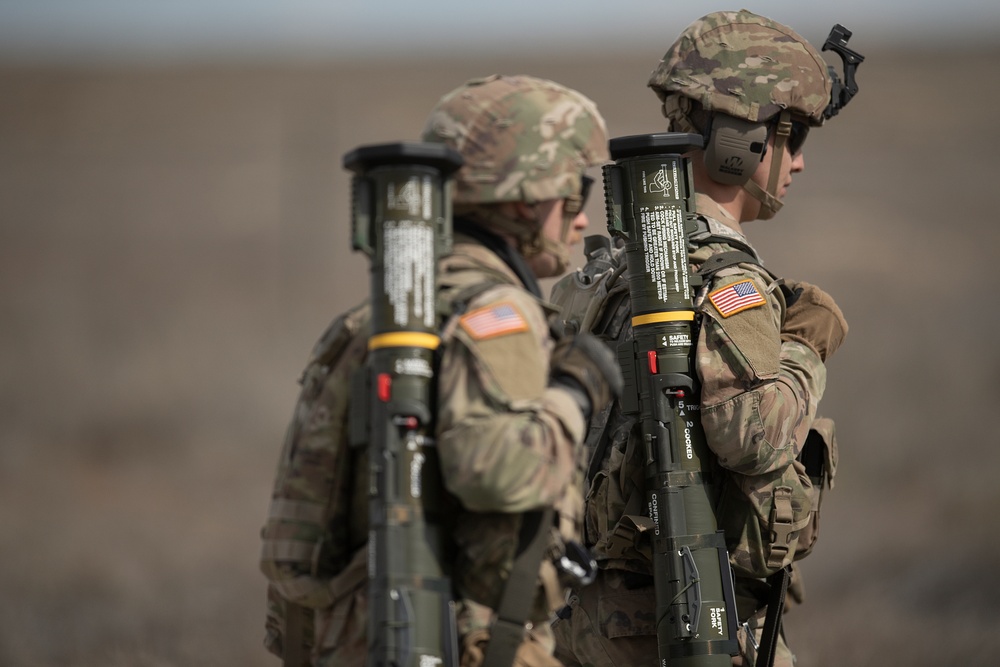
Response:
[459,302,529,340]
[708,279,766,317]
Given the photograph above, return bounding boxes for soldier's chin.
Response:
[752,195,783,222]
[528,250,567,279]
[757,206,778,222]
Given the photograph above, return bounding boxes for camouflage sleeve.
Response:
[435,285,587,513]
[696,267,827,476]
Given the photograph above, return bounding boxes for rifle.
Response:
[344,142,463,667]
[602,133,739,666]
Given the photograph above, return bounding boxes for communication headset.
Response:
[702,114,769,186]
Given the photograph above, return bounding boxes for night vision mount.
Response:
[822,24,865,119]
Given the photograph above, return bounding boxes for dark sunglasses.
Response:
[787,120,810,156]
[564,175,594,216]
[762,118,810,158]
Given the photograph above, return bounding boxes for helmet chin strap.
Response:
[540,211,575,275]
[742,110,791,219]
[519,206,572,275]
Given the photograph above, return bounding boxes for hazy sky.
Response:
[1,0,998,63]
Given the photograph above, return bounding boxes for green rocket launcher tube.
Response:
[603,133,739,666]
[344,142,463,667]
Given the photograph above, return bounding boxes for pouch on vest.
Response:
[549,236,630,471]
[312,545,369,665]
[550,236,630,338]
[790,417,838,560]
[259,301,372,662]
[713,417,838,579]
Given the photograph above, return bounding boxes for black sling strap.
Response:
[480,508,555,667]
[755,566,791,667]
[282,601,311,667]
[695,250,762,279]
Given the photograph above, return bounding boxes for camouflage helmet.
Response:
[421,74,610,205]
[648,10,832,127]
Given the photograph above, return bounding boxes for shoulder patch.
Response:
[459,301,529,340]
[708,279,766,318]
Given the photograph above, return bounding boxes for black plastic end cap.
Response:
[342,141,463,174]
[609,133,704,161]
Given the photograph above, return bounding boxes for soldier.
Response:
[427,73,625,667]
[261,74,623,667]
[551,10,851,667]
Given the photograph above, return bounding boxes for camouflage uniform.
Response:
[437,234,587,667]
[552,194,823,667]
[314,233,596,667]
[425,74,613,667]
[262,74,614,667]
[552,10,850,667]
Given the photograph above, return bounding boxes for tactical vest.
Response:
[549,220,837,585]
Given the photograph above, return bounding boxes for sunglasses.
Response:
[563,175,594,216]
[762,118,810,158]
[787,120,810,156]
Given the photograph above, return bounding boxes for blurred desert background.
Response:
[2,3,1000,666]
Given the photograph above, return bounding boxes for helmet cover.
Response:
[422,74,610,205]
[649,10,832,127]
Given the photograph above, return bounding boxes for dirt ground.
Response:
[2,45,999,666]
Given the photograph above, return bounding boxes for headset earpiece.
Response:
[704,115,769,186]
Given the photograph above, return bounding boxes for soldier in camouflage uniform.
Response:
[427,74,624,667]
[262,74,623,667]
[551,11,850,667]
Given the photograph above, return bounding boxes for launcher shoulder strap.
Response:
[480,508,555,667]
[696,250,763,279]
